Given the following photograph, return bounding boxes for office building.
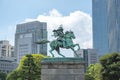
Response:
[107,0,120,53]
[0,40,14,58]
[76,49,98,71]
[15,21,47,62]
[92,0,109,55]
[93,0,120,54]
[0,57,18,73]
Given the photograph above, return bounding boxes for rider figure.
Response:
[52,25,66,47]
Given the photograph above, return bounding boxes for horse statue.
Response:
[49,30,80,57]
[35,25,80,57]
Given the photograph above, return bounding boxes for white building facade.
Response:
[0,40,14,58]
[0,57,18,73]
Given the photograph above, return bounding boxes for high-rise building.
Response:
[92,0,109,55]
[15,21,47,62]
[93,0,120,54]
[107,0,120,53]
[0,40,14,58]
[76,49,98,71]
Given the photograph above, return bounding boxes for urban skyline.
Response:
[0,1,92,56]
[0,1,119,80]
[3,0,120,56]
[1,0,120,57]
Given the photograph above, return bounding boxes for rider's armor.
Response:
[53,26,66,47]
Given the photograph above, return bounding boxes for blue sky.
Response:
[0,0,92,57]
[0,0,92,45]
[0,0,91,26]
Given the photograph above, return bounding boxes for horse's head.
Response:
[65,31,75,39]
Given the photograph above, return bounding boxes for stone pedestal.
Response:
[41,58,85,80]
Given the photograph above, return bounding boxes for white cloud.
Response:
[25,9,92,57]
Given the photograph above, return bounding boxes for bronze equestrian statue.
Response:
[36,25,80,57]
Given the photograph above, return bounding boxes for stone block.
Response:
[41,58,85,80]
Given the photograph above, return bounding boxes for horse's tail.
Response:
[35,39,50,44]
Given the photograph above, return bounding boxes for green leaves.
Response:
[85,64,102,80]
[85,52,120,80]
[100,52,120,80]
[6,54,48,80]
[0,72,7,80]
[6,70,20,80]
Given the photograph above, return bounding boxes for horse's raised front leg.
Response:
[77,44,80,50]
[74,44,80,50]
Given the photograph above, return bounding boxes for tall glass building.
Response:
[107,0,120,53]
[93,0,120,55]
[15,21,47,62]
[92,0,109,55]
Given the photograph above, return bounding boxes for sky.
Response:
[0,0,92,57]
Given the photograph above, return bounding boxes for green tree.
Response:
[85,64,102,80]
[85,73,94,80]
[6,70,20,80]
[0,72,6,80]
[18,54,37,80]
[100,52,120,80]
[6,54,47,80]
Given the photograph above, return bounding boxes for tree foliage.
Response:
[100,52,120,80]
[85,64,102,80]
[6,70,20,80]
[0,72,7,80]
[85,52,120,80]
[6,54,47,80]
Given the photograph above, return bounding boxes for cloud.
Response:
[25,9,92,57]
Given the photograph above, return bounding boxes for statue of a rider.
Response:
[52,25,66,47]
[35,24,80,57]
